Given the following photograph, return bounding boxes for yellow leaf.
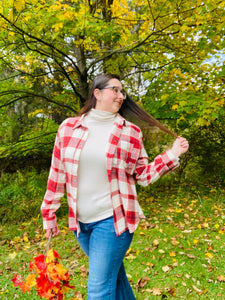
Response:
[9,252,17,260]
[169,251,176,257]
[46,249,56,263]
[25,274,36,287]
[23,234,29,242]
[126,248,131,255]
[14,0,26,12]
[139,231,146,236]
[125,254,136,260]
[161,94,168,101]
[205,252,213,259]
[172,104,178,110]
[217,99,225,106]
[13,237,21,243]
[52,22,64,32]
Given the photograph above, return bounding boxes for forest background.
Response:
[0,0,224,181]
[0,1,225,299]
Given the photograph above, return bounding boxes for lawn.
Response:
[0,182,224,299]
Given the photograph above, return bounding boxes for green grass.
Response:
[0,182,224,299]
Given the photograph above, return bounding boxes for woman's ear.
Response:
[93,88,101,101]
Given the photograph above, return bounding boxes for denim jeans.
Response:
[74,216,136,300]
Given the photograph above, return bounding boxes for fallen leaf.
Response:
[80,265,88,277]
[146,262,154,268]
[217,275,225,282]
[186,254,196,259]
[145,287,162,295]
[125,254,136,260]
[205,252,213,259]
[140,232,146,236]
[158,249,165,254]
[166,287,176,296]
[9,252,17,260]
[171,237,179,245]
[71,291,84,299]
[152,287,162,296]
[192,285,203,295]
[23,233,29,242]
[152,239,159,247]
[162,265,171,273]
[13,237,21,243]
[137,277,150,288]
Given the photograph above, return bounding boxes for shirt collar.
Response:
[72,114,85,129]
[114,113,127,127]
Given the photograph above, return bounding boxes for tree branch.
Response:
[0,90,77,113]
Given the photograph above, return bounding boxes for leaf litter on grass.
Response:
[125,184,225,299]
[0,184,224,299]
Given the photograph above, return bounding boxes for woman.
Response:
[41,73,189,299]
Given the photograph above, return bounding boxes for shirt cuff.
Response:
[166,149,180,162]
[162,149,180,172]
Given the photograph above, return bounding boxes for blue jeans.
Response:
[74,216,136,300]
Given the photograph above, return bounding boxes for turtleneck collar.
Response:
[87,109,117,122]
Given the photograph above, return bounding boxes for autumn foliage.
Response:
[12,249,74,299]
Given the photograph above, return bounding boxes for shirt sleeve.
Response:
[134,132,179,186]
[41,128,66,229]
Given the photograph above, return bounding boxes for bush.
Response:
[0,170,47,224]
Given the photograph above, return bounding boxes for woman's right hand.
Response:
[45,226,60,238]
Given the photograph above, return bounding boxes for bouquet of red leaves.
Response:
[12,248,74,299]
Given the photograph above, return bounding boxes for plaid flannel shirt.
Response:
[41,114,179,236]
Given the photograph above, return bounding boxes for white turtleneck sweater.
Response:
[77,109,116,223]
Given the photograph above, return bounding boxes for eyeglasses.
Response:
[100,86,127,99]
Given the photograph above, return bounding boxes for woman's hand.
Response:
[171,136,189,158]
[45,226,60,238]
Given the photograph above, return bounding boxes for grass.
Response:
[0,180,224,299]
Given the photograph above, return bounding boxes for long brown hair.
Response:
[79,73,177,137]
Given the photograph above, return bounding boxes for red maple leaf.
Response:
[12,274,23,288]
[12,249,75,299]
[30,254,47,273]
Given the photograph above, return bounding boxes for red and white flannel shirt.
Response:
[41,114,179,236]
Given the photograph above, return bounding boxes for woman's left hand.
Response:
[171,136,189,158]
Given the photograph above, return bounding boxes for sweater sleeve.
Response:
[41,128,66,229]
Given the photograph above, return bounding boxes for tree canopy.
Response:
[0,0,224,175]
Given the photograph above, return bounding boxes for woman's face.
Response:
[94,78,126,113]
